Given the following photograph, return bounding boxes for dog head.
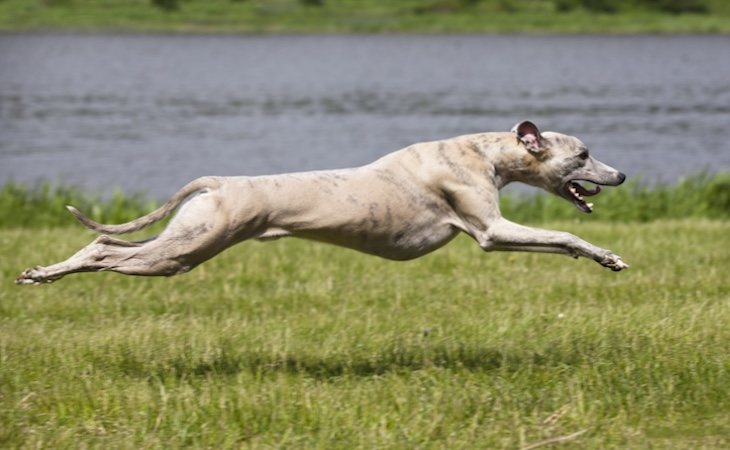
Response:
[511,120,626,213]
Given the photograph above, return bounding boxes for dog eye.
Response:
[578,150,589,160]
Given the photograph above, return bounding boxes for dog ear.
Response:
[511,120,543,153]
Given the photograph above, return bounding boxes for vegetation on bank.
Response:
[1,219,729,448]
[1,172,728,229]
[1,0,730,33]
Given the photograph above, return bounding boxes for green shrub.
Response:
[0,182,158,229]
[551,0,708,14]
[151,0,180,12]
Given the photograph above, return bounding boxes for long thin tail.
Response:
[66,177,222,235]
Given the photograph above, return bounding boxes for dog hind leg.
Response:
[16,235,159,284]
[16,191,257,284]
[15,229,226,284]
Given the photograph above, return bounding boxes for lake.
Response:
[1,33,729,199]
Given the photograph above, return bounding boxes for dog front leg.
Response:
[480,218,628,271]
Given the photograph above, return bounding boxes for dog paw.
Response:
[600,254,629,272]
[15,267,54,285]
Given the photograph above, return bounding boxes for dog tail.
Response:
[66,176,222,235]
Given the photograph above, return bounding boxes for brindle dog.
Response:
[17,121,628,285]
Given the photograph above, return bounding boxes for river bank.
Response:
[1,0,729,34]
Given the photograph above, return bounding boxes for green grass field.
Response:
[1,217,729,448]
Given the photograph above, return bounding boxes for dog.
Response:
[16,121,628,285]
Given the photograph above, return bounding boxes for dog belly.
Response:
[293,223,460,261]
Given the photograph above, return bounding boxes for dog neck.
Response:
[477,133,547,190]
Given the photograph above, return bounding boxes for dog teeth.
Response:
[568,184,584,201]
[569,186,580,198]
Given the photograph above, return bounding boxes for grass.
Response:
[1,0,730,33]
[1,209,729,445]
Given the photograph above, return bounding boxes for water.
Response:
[1,33,729,199]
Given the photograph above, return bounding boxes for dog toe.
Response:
[600,254,628,271]
[16,267,49,285]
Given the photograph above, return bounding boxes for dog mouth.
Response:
[563,180,602,213]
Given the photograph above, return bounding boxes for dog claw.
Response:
[16,269,37,285]
[16,267,57,285]
[601,254,629,271]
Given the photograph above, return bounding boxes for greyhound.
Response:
[16,121,628,285]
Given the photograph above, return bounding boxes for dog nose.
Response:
[617,172,627,185]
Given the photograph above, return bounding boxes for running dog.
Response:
[16,121,628,285]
